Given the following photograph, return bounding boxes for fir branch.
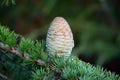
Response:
[0,26,119,80]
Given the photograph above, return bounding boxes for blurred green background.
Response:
[0,0,120,74]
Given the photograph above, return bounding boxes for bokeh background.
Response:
[0,0,120,74]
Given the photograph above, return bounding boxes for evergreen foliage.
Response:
[0,25,119,80]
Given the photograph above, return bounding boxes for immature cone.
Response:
[46,17,74,56]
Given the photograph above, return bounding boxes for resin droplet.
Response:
[46,17,74,56]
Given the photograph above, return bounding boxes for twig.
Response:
[0,47,24,59]
[0,48,13,61]
[49,65,61,74]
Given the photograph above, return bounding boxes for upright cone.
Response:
[46,17,74,56]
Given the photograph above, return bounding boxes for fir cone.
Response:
[46,17,74,56]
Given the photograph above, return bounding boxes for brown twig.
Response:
[49,65,61,74]
[0,46,24,59]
